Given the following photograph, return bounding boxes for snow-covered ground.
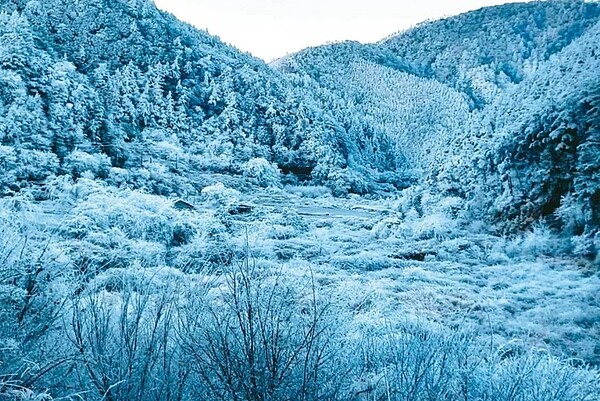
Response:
[15,182,600,365]
[222,186,600,364]
[2,180,598,400]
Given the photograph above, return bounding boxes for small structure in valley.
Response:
[173,199,195,211]
[228,203,254,215]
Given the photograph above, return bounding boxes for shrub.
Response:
[242,158,282,188]
[178,258,346,401]
[0,383,52,401]
[265,209,308,240]
[505,224,568,259]
[107,167,129,186]
[352,322,600,401]
[326,168,371,196]
[0,208,70,397]
[64,187,193,246]
[201,182,240,207]
[61,184,205,273]
[68,280,189,401]
[62,150,111,179]
[15,150,60,183]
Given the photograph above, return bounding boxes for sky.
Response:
[153,0,531,61]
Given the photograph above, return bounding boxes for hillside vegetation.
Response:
[275,0,600,244]
[0,0,369,198]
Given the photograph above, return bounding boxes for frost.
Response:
[1,0,599,399]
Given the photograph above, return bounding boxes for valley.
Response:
[1,0,599,399]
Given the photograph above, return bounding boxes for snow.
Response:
[20,182,597,365]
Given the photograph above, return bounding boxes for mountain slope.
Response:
[381,1,600,107]
[274,42,471,179]
[275,1,600,247]
[0,0,355,196]
[454,20,600,240]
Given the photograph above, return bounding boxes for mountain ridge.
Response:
[275,0,600,242]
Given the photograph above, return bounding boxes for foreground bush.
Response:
[354,323,600,401]
[178,258,346,401]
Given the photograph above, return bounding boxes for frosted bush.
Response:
[266,209,308,240]
[486,237,512,264]
[154,139,184,157]
[63,150,111,178]
[555,193,587,234]
[327,168,371,196]
[201,182,240,207]
[89,263,185,293]
[16,150,59,182]
[174,237,235,271]
[171,217,232,271]
[0,145,16,165]
[593,232,600,262]
[0,284,27,332]
[570,233,597,260]
[179,261,345,401]
[506,224,566,259]
[43,175,75,201]
[69,177,108,199]
[352,322,600,401]
[396,186,424,216]
[371,216,402,239]
[438,196,464,217]
[107,167,129,185]
[521,228,575,259]
[242,157,281,187]
[0,145,17,190]
[127,239,167,266]
[0,387,52,401]
[65,186,200,249]
[413,213,458,240]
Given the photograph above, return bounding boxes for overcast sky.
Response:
[153,0,531,61]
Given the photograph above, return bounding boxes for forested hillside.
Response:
[446,19,600,240]
[1,0,378,197]
[276,46,471,177]
[275,0,600,244]
[381,1,600,107]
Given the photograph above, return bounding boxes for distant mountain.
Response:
[275,1,600,244]
[381,1,600,107]
[274,42,470,177]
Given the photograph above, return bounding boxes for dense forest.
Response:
[275,0,600,244]
[1,0,599,400]
[0,0,362,197]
